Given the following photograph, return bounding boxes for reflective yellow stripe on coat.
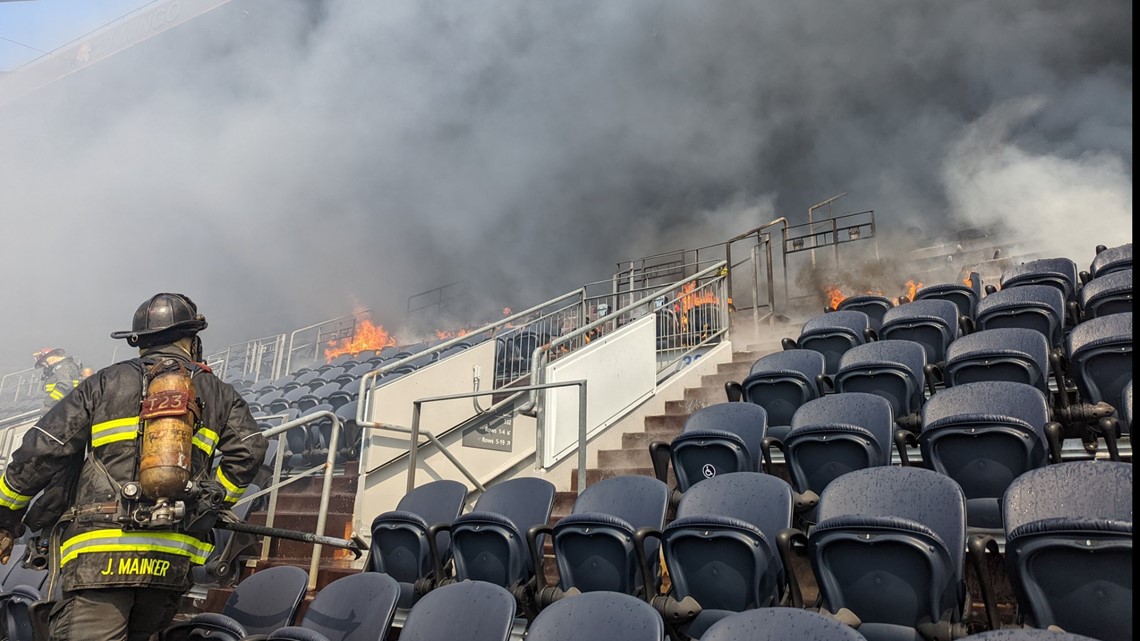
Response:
[215,467,246,504]
[91,416,139,448]
[60,529,214,566]
[192,427,219,456]
[0,474,33,511]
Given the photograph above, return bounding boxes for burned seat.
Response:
[807,466,969,641]
[725,349,826,442]
[648,402,768,495]
[834,340,927,428]
[943,328,1051,395]
[917,381,1055,531]
[1078,269,1132,320]
[879,299,961,366]
[836,295,894,332]
[1001,461,1132,641]
[975,285,1068,348]
[786,311,872,375]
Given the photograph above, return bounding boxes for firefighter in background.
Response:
[33,347,82,409]
[0,293,268,641]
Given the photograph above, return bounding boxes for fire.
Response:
[904,279,923,301]
[825,285,846,310]
[435,328,470,340]
[324,318,397,362]
[677,282,719,315]
[963,276,973,288]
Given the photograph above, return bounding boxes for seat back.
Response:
[784,393,894,522]
[1003,462,1132,641]
[1090,242,1132,279]
[451,477,555,587]
[526,591,665,641]
[810,466,966,635]
[976,285,1067,347]
[672,403,767,491]
[921,382,1049,529]
[944,328,1050,393]
[367,480,468,582]
[665,473,792,612]
[1122,379,1133,435]
[398,581,517,641]
[836,295,894,331]
[701,607,868,641]
[554,475,669,594]
[1079,270,1132,319]
[1066,312,1133,406]
[797,311,871,374]
[834,340,927,417]
[221,566,309,636]
[916,283,979,320]
[1000,257,1080,302]
[295,573,399,641]
[740,350,825,437]
[880,299,960,365]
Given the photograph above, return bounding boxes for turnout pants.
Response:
[49,587,183,641]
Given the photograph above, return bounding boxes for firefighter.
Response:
[33,347,82,409]
[0,293,268,641]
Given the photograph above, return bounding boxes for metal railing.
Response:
[0,368,40,405]
[284,310,374,374]
[205,333,287,383]
[0,410,41,469]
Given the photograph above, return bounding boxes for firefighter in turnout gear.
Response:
[0,293,268,641]
[33,347,82,409]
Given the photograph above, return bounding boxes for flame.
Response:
[435,328,470,340]
[904,279,923,301]
[825,285,846,310]
[324,318,397,362]
[963,276,973,288]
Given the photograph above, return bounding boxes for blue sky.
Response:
[0,0,154,72]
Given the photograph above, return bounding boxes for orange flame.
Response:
[963,276,973,288]
[904,279,923,301]
[825,285,846,310]
[435,328,470,340]
[325,318,397,362]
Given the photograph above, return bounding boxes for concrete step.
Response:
[621,430,681,450]
[597,448,654,470]
[683,386,727,406]
[570,466,671,492]
[643,414,687,432]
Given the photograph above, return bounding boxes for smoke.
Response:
[0,0,1131,370]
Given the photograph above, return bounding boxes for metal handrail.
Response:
[0,410,41,469]
[283,310,373,375]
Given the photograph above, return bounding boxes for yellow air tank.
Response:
[139,367,196,500]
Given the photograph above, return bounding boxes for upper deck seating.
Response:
[787,311,872,375]
[916,282,980,324]
[1078,269,1132,320]
[834,340,927,425]
[1087,242,1132,280]
[879,299,961,366]
[1066,312,1132,411]
[1000,257,1081,304]
[1002,461,1132,641]
[726,349,825,442]
[975,285,1067,348]
[943,328,1051,395]
[836,295,894,332]
[649,403,768,495]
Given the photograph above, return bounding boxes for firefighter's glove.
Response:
[0,528,14,565]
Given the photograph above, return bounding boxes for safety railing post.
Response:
[577,381,588,495]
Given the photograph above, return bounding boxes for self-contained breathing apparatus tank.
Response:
[138,362,196,501]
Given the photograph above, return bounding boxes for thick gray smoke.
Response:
[0,0,1131,370]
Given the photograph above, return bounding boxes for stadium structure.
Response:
[0,2,1132,640]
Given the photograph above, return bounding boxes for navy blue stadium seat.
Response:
[266,572,400,641]
[1002,461,1132,641]
[791,311,872,374]
[879,299,961,366]
[655,403,768,493]
[526,591,665,641]
[1079,269,1132,320]
[398,580,517,641]
[916,282,979,322]
[0,550,49,641]
[334,400,362,459]
[919,382,1052,530]
[834,340,927,422]
[729,350,825,442]
[836,295,894,332]
[958,630,1100,641]
[1066,312,1132,410]
[293,370,322,386]
[543,475,669,597]
[366,480,468,608]
[1122,379,1132,435]
[943,328,1051,394]
[975,285,1067,347]
[652,473,793,637]
[700,607,868,641]
[1000,257,1080,303]
[777,393,895,525]
[347,362,375,378]
[1089,242,1132,280]
[160,565,308,641]
[434,477,555,595]
[808,466,968,641]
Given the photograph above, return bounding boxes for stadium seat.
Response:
[334,400,363,460]
[1078,269,1132,320]
[725,349,825,442]
[836,295,894,332]
[160,565,308,641]
[958,630,1100,641]
[1066,312,1133,410]
[917,382,1054,530]
[700,607,868,641]
[807,466,969,641]
[365,479,468,608]
[916,282,979,324]
[649,402,768,494]
[429,477,555,606]
[786,310,873,374]
[191,483,262,588]
[834,340,927,427]
[772,393,895,525]
[1122,379,1132,435]
[1000,257,1081,303]
[975,285,1068,347]
[526,591,665,641]
[1000,461,1132,641]
[0,554,48,641]
[645,472,793,638]
[943,328,1051,395]
[879,299,960,366]
[1087,242,1132,280]
[533,475,668,599]
[398,580,517,641]
[266,572,400,641]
